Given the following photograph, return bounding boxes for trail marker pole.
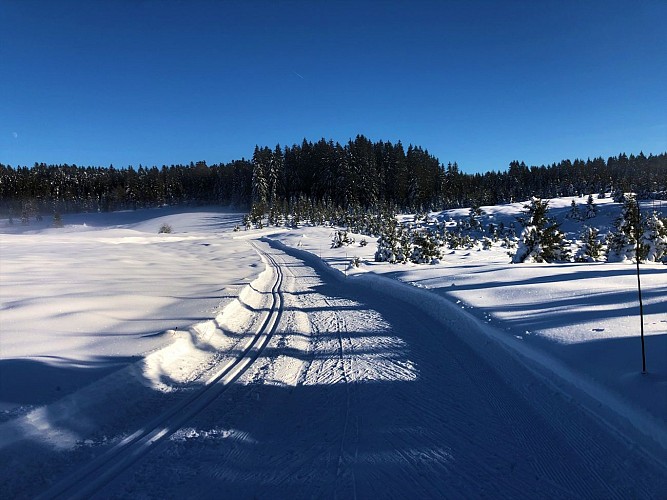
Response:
[635,200,647,374]
[636,251,646,374]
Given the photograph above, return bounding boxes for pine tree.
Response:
[612,189,626,203]
[576,226,604,262]
[251,146,269,213]
[410,229,441,264]
[481,236,493,250]
[20,201,36,225]
[468,205,485,230]
[375,218,408,263]
[331,230,355,248]
[585,194,598,219]
[643,211,667,263]
[268,144,283,205]
[566,199,583,221]
[512,197,571,263]
[53,211,64,228]
[607,194,646,262]
[607,194,648,262]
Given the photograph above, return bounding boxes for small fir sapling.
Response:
[375,218,408,263]
[566,200,583,221]
[482,237,493,250]
[643,211,667,263]
[410,229,442,264]
[331,230,355,248]
[585,194,598,219]
[512,197,571,263]
[575,226,605,262]
[53,211,64,228]
[612,189,626,203]
[607,194,646,262]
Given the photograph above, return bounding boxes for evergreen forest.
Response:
[1,135,666,220]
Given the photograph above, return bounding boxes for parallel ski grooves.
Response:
[39,242,283,500]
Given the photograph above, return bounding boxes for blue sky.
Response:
[1,0,666,173]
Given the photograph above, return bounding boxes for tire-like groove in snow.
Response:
[329,297,358,500]
[38,242,284,500]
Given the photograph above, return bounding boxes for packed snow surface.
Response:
[0,201,665,498]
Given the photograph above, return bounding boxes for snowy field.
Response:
[273,197,667,430]
[0,200,666,497]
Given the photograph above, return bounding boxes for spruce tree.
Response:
[375,217,408,263]
[643,211,667,263]
[585,194,598,219]
[251,146,269,214]
[612,189,626,203]
[607,194,646,262]
[331,230,354,248]
[512,197,570,263]
[53,211,64,228]
[566,199,583,221]
[410,229,441,264]
[576,226,604,262]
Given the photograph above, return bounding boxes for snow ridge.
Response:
[1,240,284,498]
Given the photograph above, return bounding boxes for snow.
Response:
[0,208,260,412]
[270,197,667,447]
[0,200,666,497]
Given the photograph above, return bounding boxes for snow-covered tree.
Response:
[446,230,462,249]
[501,235,516,250]
[512,197,571,263]
[331,230,355,248]
[53,211,64,228]
[410,229,441,264]
[375,218,403,263]
[251,145,269,212]
[566,199,583,221]
[375,217,412,263]
[20,201,36,225]
[611,189,626,203]
[643,211,667,263]
[585,194,597,219]
[607,194,645,263]
[268,205,283,226]
[481,236,493,250]
[575,226,605,262]
[468,205,485,230]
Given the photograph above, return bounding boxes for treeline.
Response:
[1,134,666,218]
[250,137,667,213]
[0,160,253,216]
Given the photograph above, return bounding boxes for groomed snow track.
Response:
[38,242,284,500]
[22,238,667,499]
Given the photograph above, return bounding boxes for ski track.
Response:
[2,236,665,498]
[89,239,667,499]
[6,241,285,499]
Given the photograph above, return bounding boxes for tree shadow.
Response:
[487,285,667,330]
[0,356,136,413]
[2,240,666,499]
[386,263,667,293]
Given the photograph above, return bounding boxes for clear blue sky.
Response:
[1,0,666,173]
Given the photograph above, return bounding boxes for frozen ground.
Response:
[0,202,665,498]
